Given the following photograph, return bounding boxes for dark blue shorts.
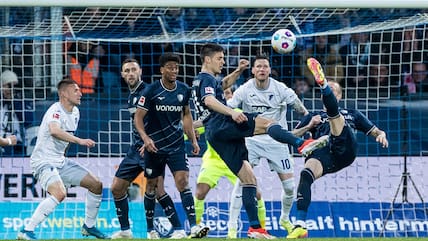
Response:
[143,151,188,179]
[307,126,358,175]
[205,113,257,175]
[115,145,145,181]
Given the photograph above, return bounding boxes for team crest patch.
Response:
[205,87,214,94]
[138,96,146,106]
[177,94,183,102]
[53,112,60,119]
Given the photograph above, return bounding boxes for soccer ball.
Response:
[271,29,297,54]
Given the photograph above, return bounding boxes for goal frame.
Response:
[1,0,428,8]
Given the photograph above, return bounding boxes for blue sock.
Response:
[114,194,130,230]
[242,184,261,229]
[296,168,315,221]
[158,194,182,229]
[267,124,304,148]
[321,85,339,118]
[180,189,197,227]
[144,192,156,230]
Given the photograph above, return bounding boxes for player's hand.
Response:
[237,59,250,72]
[309,115,321,128]
[138,145,145,157]
[191,141,200,156]
[142,137,158,153]
[5,135,17,146]
[194,129,201,140]
[376,133,389,148]
[79,138,96,148]
[231,110,247,124]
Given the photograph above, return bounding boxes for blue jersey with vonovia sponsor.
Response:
[295,108,376,138]
[128,81,146,148]
[192,72,226,127]
[137,79,191,154]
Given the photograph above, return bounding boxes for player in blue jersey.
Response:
[192,43,329,239]
[111,58,181,239]
[134,53,210,239]
[286,58,389,238]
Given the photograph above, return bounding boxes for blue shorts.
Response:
[115,145,145,181]
[307,126,358,175]
[143,151,188,179]
[205,113,257,175]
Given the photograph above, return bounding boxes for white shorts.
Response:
[34,158,90,191]
[245,139,294,174]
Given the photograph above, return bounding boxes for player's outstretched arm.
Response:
[49,122,94,147]
[291,114,321,137]
[222,59,249,90]
[370,127,389,148]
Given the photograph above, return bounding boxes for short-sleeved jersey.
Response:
[136,80,191,154]
[295,108,376,138]
[127,81,145,148]
[192,72,226,126]
[228,77,298,144]
[31,102,79,170]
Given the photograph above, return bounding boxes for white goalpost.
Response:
[1,0,428,8]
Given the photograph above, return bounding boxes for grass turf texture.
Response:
[4,238,423,241]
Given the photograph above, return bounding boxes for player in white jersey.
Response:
[227,54,309,236]
[17,78,109,240]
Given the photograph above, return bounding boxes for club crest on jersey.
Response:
[138,96,146,106]
[205,87,214,94]
[177,94,183,102]
[53,112,60,119]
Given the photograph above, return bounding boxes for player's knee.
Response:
[175,178,189,192]
[90,179,103,194]
[145,179,157,194]
[195,188,208,200]
[253,117,273,134]
[111,184,127,198]
[50,188,67,202]
[238,173,256,185]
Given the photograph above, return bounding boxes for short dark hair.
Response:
[200,43,224,63]
[57,78,77,91]
[159,53,181,67]
[122,58,140,66]
[252,53,269,66]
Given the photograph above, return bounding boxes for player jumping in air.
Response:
[192,43,328,239]
[286,58,389,238]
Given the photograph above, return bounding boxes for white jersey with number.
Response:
[30,102,80,171]
[227,77,298,144]
[228,77,298,173]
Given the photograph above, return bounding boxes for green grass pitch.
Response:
[4,238,423,241]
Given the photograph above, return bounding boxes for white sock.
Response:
[25,196,60,231]
[85,191,102,228]
[280,179,295,222]
[228,179,242,230]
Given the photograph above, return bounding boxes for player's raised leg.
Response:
[306,58,345,136]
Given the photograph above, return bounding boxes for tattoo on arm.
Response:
[293,98,309,115]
